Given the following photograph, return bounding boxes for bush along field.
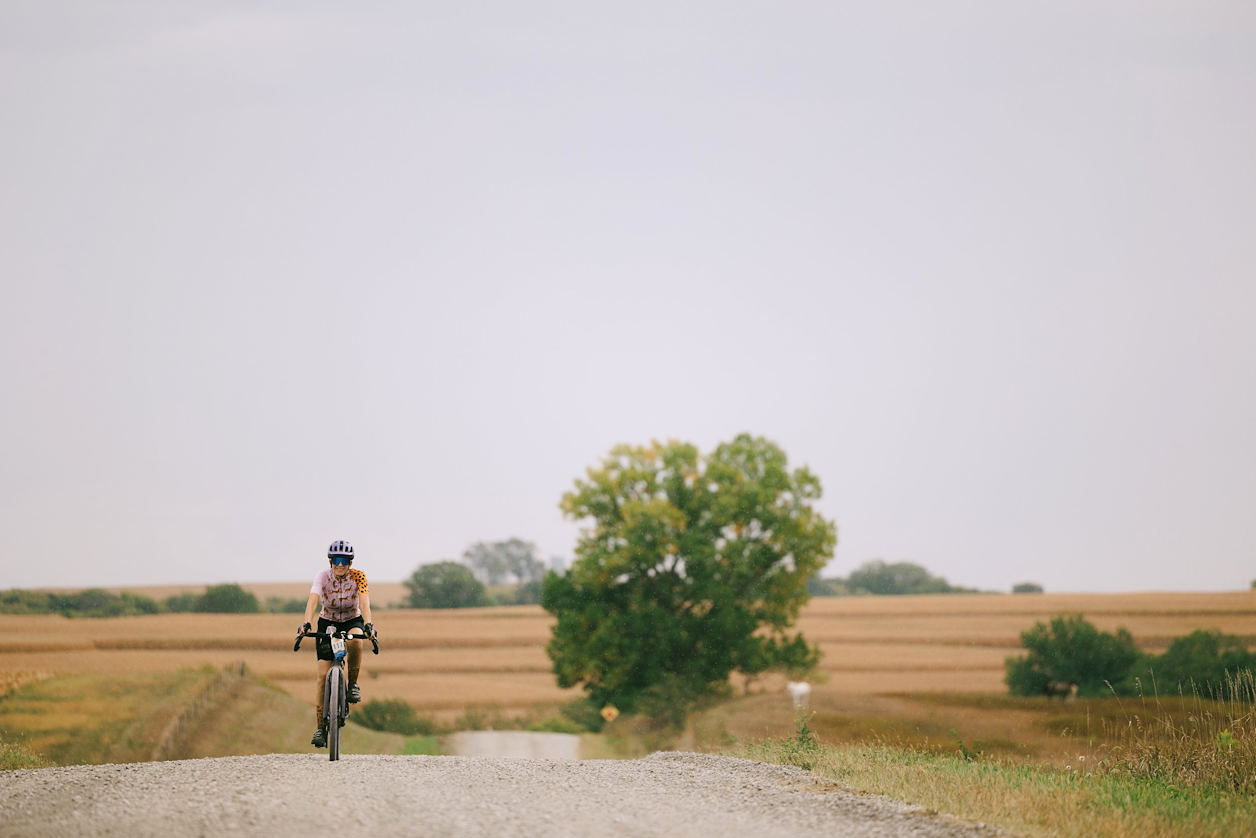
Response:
[1005,614,1256,699]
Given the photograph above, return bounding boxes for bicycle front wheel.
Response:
[326,666,342,761]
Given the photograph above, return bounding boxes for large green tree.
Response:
[542,434,836,716]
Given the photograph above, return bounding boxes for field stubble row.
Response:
[3,592,1255,713]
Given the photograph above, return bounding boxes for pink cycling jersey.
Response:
[311,568,368,622]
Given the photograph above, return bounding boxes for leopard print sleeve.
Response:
[349,568,369,596]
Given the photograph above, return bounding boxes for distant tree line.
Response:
[401,538,555,609]
[3,537,564,616]
[0,584,304,617]
[808,559,980,596]
[1006,614,1256,698]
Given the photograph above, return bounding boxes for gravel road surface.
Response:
[1,752,998,838]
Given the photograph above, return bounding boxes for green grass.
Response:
[402,735,441,755]
[1,737,51,770]
[731,717,1256,838]
[172,676,406,759]
[0,669,415,766]
[719,672,1256,836]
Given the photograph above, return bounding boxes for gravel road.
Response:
[1,752,999,838]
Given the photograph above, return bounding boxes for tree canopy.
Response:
[542,434,836,717]
[198,584,261,613]
[462,539,546,585]
[404,561,490,609]
[806,560,977,597]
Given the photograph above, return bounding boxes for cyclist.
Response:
[298,539,377,748]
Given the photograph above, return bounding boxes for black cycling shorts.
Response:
[315,615,366,662]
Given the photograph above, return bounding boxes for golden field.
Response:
[4,590,1256,723]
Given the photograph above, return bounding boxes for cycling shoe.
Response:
[311,728,327,748]
[348,683,361,704]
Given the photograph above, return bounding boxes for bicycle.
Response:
[294,626,379,761]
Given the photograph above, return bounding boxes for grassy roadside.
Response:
[0,669,221,766]
[402,735,441,755]
[0,669,421,768]
[171,674,407,759]
[730,723,1256,838]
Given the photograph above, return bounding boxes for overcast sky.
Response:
[2,2,1254,593]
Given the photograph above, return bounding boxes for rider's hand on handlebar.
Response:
[298,621,312,636]
[365,622,377,640]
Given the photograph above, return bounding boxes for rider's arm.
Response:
[360,592,373,626]
[303,593,320,625]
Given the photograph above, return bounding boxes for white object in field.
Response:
[786,681,811,710]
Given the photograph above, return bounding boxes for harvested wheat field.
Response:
[4,591,1255,719]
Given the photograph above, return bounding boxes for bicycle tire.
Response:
[326,666,342,761]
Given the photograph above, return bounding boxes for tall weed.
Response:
[1095,669,1256,794]
[0,736,49,770]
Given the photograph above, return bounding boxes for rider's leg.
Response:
[314,659,332,727]
[346,634,363,688]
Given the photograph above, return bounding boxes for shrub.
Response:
[527,716,587,734]
[265,596,307,614]
[0,590,57,614]
[164,592,200,613]
[453,707,490,731]
[1012,582,1044,594]
[403,562,490,609]
[353,699,438,736]
[197,584,261,613]
[1149,630,1256,696]
[1005,614,1141,697]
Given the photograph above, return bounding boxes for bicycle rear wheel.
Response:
[326,667,342,761]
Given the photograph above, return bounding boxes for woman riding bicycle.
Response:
[299,539,376,748]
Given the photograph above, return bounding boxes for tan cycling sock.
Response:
[315,702,324,728]
[348,642,362,686]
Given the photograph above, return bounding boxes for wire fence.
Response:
[151,661,248,762]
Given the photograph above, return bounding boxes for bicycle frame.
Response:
[294,627,379,761]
